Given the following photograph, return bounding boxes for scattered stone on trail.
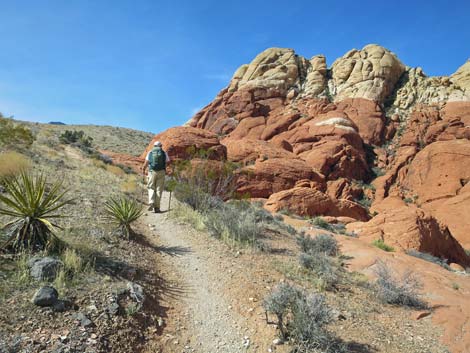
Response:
[107,302,120,316]
[72,312,93,327]
[127,282,144,303]
[28,257,63,281]
[32,286,59,307]
[414,311,432,320]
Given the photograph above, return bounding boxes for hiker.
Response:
[142,141,170,213]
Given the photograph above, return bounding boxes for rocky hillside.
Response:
[144,44,470,266]
[22,121,154,157]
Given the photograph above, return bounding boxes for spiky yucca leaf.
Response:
[0,172,72,252]
[104,196,143,239]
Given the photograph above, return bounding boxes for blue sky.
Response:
[0,0,469,133]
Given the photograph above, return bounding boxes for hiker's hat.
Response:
[154,141,162,147]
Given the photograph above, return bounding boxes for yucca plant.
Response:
[104,196,143,239]
[0,172,72,252]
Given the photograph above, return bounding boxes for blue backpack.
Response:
[149,147,166,171]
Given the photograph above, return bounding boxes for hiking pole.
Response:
[168,188,172,211]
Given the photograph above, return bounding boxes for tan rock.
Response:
[331,44,405,103]
[451,60,470,92]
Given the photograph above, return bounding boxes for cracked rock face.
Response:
[330,44,406,103]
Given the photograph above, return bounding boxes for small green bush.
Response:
[0,117,34,148]
[59,130,93,148]
[372,239,395,252]
[309,217,334,232]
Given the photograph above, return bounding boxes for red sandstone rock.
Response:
[347,206,470,267]
[142,126,226,161]
[235,159,324,198]
[222,138,296,164]
[264,187,369,221]
[99,150,144,173]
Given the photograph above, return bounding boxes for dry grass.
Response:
[54,247,93,289]
[120,175,140,194]
[0,151,31,178]
[170,202,206,231]
[106,164,126,178]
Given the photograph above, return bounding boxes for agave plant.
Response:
[0,172,72,252]
[104,196,143,239]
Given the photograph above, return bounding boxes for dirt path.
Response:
[137,191,270,353]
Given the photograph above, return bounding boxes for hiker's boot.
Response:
[154,207,161,213]
[147,205,154,211]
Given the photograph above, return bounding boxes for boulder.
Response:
[347,206,470,267]
[28,257,63,282]
[331,44,405,103]
[142,126,226,161]
[402,140,470,204]
[98,149,144,173]
[32,286,59,307]
[264,187,370,221]
[335,98,385,144]
[236,159,324,198]
[222,138,296,164]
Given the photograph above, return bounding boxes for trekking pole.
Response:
[168,187,172,211]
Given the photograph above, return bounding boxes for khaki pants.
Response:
[147,170,165,209]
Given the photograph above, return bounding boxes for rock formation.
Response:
[143,44,470,263]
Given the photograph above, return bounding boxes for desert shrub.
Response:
[263,282,302,339]
[299,253,339,290]
[0,117,34,148]
[0,172,72,253]
[263,283,344,352]
[95,153,112,165]
[297,233,338,256]
[172,153,238,213]
[374,260,427,308]
[371,166,385,177]
[203,199,263,248]
[356,195,372,209]
[405,250,451,270]
[309,217,334,232]
[104,195,143,239]
[372,239,395,252]
[0,152,31,178]
[59,130,93,148]
[290,293,346,353]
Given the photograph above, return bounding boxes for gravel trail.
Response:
[140,191,256,353]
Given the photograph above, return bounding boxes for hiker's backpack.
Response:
[149,147,166,171]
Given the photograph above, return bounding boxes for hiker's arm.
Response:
[142,159,149,174]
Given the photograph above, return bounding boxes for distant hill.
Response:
[21,121,154,157]
[48,121,66,125]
